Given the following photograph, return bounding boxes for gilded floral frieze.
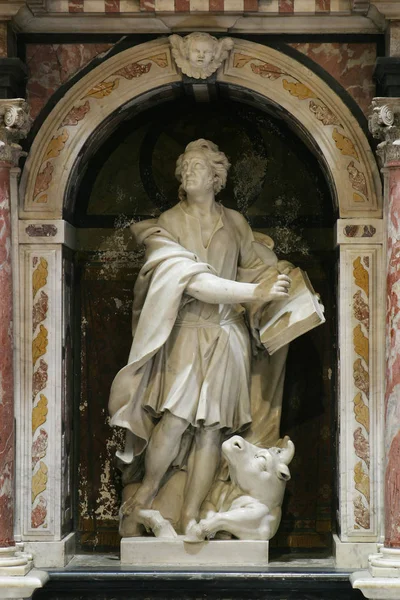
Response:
[233,52,370,205]
[32,52,169,205]
[351,255,371,530]
[31,256,50,529]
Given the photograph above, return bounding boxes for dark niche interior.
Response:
[73,97,336,555]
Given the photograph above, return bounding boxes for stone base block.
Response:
[0,547,32,577]
[0,569,49,599]
[351,570,400,600]
[333,534,378,568]
[121,537,269,567]
[24,532,76,568]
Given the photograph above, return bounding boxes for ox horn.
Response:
[280,437,295,465]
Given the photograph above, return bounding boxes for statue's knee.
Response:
[196,427,221,447]
[161,411,187,436]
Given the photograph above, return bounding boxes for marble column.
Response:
[0,99,32,572]
[0,99,49,598]
[352,98,400,599]
[0,160,15,550]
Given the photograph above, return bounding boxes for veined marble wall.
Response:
[289,43,376,116]
[25,40,376,121]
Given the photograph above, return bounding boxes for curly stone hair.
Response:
[175,139,231,201]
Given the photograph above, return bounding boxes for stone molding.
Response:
[18,219,76,248]
[351,547,400,599]
[0,1,25,18]
[369,98,400,166]
[26,0,47,14]
[371,1,400,19]
[12,7,383,34]
[0,99,31,166]
[0,546,48,600]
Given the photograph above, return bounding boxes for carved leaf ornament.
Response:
[233,53,368,203]
[250,62,284,80]
[332,128,359,160]
[282,79,317,100]
[353,392,369,433]
[31,253,50,529]
[32,257,48,299]
[354,495,370,529]
[83,79,120,100]
[33,54,167,204]
[32,324,48,366]
[44,130,69,161]
[353,257,369,297]
[32,461,48,503]
[62,101,90,127]
[354,461,370,504]
[353,324,369,363]
[32,395,48,435]
[351,254,371,529]
[31,496,47,529]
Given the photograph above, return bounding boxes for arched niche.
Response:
[16,37,384,568]
[20,38,381,218]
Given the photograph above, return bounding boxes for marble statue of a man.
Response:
[109,139,291,536]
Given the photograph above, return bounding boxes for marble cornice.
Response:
[12,10,382,34]
[371,1,400,20]
[0,1,25,19]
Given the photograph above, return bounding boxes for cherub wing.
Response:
[169,34,185,65]
[215,37,234,62]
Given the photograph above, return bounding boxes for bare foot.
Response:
[120,485,156,517]
[184,521,206,543]
[180,511,200,535]
[139,509,178,539]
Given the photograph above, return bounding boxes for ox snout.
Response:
[231,436,244,450]
[222,435,247,461]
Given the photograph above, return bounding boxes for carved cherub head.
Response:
[175,138,230,201]
[169,33,234,79]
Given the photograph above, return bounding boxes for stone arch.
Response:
[17,35,384,563]
[20,37,381,219]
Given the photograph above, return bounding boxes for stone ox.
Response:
[186,435,295,542]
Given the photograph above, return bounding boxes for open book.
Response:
[259,267,325,355]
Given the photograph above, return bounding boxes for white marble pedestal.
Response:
[121,537,269,567]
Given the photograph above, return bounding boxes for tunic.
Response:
[140,202,264,433]
[109,201,272,462]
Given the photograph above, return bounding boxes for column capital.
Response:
[369,98,400,166]
[0,99,31,166]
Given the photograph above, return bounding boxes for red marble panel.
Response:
[209,0,223,10]
[386,430,400,547]
[26,43,113,119]
[140,0,155,10]
[105,0,120,10]
[289,42,376,116]
[384,166,400,548]
[69,0,84,11]
[385,168,400,412]
[0,166,14,547]
[244,0,258,10]
[279,0,294,13]
[175,0,189,10]
[316,0,330,11]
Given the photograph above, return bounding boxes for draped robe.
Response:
[109,203,289,473]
